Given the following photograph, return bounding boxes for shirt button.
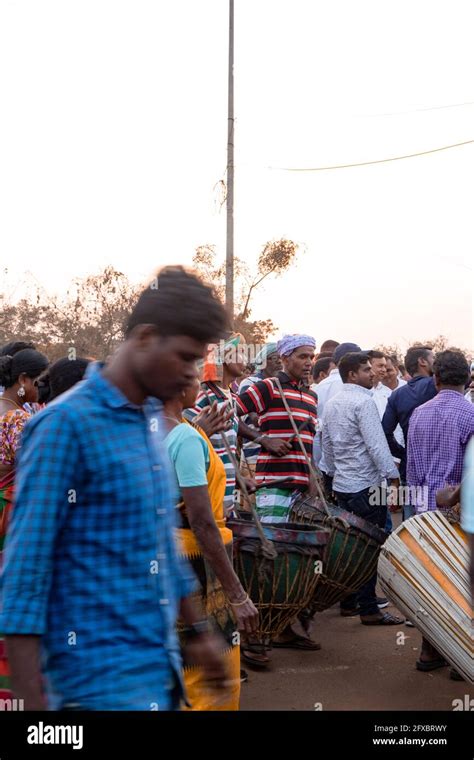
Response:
[159,599,169,605]
[157,553,166,560]
[156,508,166,515]
[152,464,162,472]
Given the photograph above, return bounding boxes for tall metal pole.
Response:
[225,0,234,321]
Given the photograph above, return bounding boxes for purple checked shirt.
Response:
[407,390,474,512]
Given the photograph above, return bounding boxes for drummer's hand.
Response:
[194,402,234,437]
[261,436,292,457]
[183,632,228,689]
[242,476,257,494]
[230,595,259,634]
[436,485,458,508]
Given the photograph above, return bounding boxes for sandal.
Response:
[416,657,447,672]
[272,634,321,650]
[361,612,403,626]
[241,647,270,669]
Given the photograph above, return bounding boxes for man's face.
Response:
[224,345,247,379]
[370,356,387,385]
[282,346,315,381]
[352,360,374,390]
[265,352,282,375]
[384,358,398,386]
[129,328,205,401]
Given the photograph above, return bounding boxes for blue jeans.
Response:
[335,487,387,617]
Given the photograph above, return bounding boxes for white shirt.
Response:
[312,369,343,470]
[372,380,406,448]
[371,382,392,419]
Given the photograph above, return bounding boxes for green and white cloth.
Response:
[256,487,301,523]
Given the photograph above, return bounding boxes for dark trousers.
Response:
[335,487,387,617]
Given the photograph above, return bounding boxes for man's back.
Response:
[384,375,437,441]
[407,390,474,511]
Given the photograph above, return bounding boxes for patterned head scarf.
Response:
[277,334,316,357]
[202,333,245,383]
[254,342,278,368]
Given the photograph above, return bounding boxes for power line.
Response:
[266,139,474,172]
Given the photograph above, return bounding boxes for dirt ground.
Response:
[240,511,472,711]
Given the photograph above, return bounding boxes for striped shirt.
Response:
[236,371,317,487]
[183,382,239,512]
[238,373,265,465]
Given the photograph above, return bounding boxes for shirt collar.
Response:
[85,362,162,412]
[342,383,372,397]
[277,370,306,389]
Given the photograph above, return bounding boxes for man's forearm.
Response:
[6,635,45,710]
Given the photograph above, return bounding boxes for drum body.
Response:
[378,511,473,683]
[290,496,387,612]
[228,515,328,644]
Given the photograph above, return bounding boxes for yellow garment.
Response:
[182,645,240,712]
[176,421,240,711]
[177,423,233,557]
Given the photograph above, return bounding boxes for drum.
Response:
[290,495,387,612]
[378,511,472,684]
[228,514,329,644]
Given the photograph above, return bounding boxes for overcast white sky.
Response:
[1,0,473,351]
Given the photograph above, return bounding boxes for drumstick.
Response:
[272,377,330,516]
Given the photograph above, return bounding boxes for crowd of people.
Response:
[0,265,473,711]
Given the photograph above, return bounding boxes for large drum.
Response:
[290,495,387,612]
[228,514,328,644]
[378,511,472,684]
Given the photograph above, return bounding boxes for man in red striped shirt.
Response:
[236,334,317,523]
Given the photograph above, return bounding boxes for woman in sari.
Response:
[163,377,258,710]
[0,348,49,700]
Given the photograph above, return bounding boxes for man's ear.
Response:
[434,374,441,392]
[128,324,160,347]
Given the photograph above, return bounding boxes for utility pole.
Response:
[225,0,234,321]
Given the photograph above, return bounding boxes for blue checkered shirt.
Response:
[0,362,197,710]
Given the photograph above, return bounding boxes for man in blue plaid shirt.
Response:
[0,267,229,710]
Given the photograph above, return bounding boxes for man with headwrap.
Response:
[236,334,320,652]
[236,335,317,522]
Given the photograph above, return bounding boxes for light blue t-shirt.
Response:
[165,423,210,488]
[461,437,474,534]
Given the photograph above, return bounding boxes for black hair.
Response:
[126,266,229,342]
[0,348,49,389]
[367,350,385,360]
[339,352,370,383]
[433,350,469,387]
[405,345,432,376]
[48,357,91,401]
[387,354,399,367]
[312,356,332,381]
[0,340,36,357]
[320,339,339,354]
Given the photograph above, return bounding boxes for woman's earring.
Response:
[17,386,26,398]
